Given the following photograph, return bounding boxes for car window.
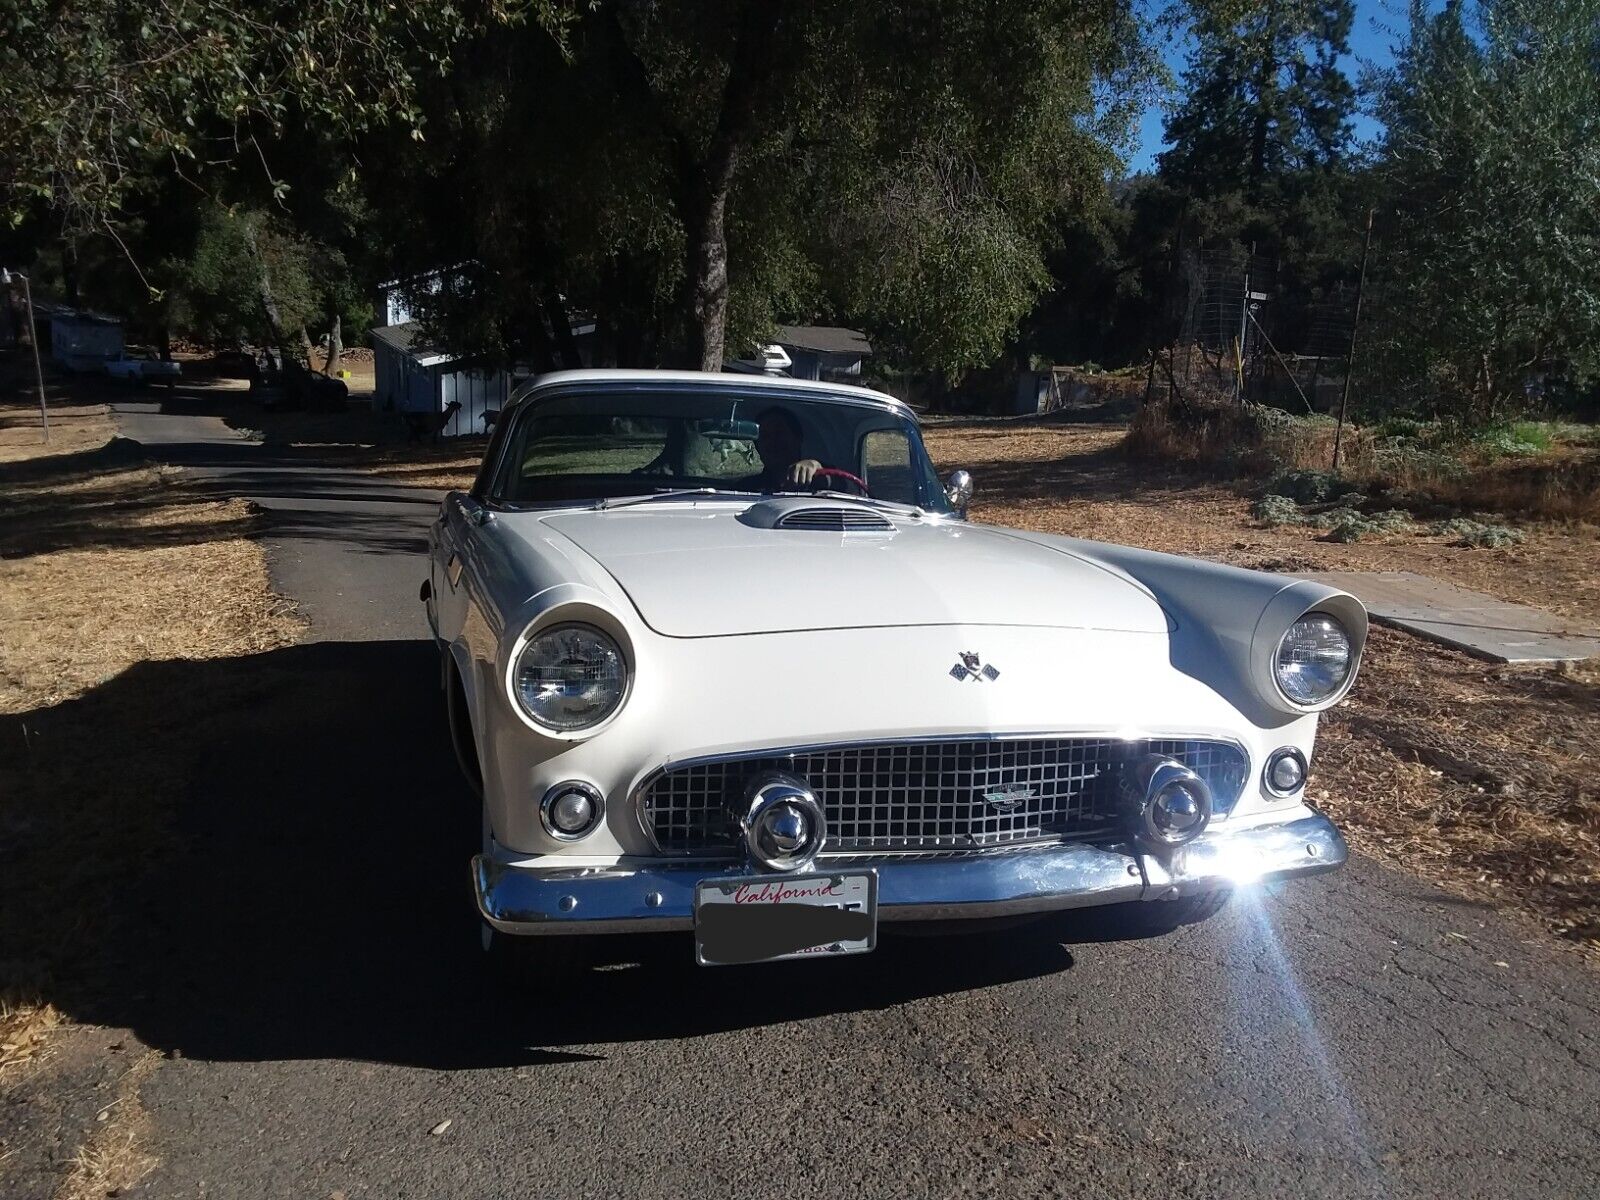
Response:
[861,429,917,505]
[491,388,949,512]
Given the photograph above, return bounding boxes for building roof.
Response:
[370,320,454,367]
[33,301,122,326]
[773,325,872,356]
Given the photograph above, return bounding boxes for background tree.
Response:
[1367,0,1600,422]
[372,0,1150,375]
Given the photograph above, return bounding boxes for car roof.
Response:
[509,369,914,418]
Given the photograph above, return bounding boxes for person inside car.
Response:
[739,407,825,490]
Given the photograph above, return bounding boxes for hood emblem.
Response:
[950,652,1000,682]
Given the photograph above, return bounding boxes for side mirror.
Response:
[944,469,973,517]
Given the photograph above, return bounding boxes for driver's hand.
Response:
[786,458,823,485]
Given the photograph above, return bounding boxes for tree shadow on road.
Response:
[1,639,1115,1073]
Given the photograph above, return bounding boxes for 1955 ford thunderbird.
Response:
[424,370,1366,968]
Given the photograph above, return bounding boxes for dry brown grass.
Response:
[0,385,300,1194]
[1316,629,1600,947]
[0,398,110,463]
[1128,395,1600,523]
[52,1051,161,1200]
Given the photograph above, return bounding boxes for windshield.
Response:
[487,387,950,512]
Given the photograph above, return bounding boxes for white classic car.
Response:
[426,370,1365,969]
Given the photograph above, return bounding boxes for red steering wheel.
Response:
[810,467,869,495]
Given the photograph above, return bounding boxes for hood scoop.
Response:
[740,498,897,534]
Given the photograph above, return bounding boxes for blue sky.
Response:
[1126,0,1410,174]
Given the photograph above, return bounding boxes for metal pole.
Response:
[5,269,49,440]
[1236,264,1250,404]
[1333,209,1375,474]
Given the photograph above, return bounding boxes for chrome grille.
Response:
[774,507,896,532]
[638,737,1249,857]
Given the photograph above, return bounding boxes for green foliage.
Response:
[1252,493,1309,525]
[1160,0,1356,196]
[1367,0,1600,423]
[1263,467,1344,503]
[1472,421,1555,458]
[1370,439,1470,482]
[1318,507,1412,542]
[1430,518,1526,548]
[0,1,569,230]
[374,0,1148,374]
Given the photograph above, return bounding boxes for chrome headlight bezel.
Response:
[506,619,631,737]
[1273,613,1356,709]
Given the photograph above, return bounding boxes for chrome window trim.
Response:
[629,730,1251,857]
[483,378,922,509]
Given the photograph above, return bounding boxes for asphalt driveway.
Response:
[12,398,1599,1199]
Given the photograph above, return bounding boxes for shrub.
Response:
[1430,518,1525,548]
[1264,468,1343,504]
[1252,493,1307,526]
[1474,422,1553,459]
[1314,506,1415,543]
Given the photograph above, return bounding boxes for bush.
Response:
[1430,518,1525,548]
[1474,422,1554,459]
[1264,468,1343,504]
[1316,506,1414,543]
[1252,493,1307,526]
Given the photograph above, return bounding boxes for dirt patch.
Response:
[0,396,110,463]
[1316,629,1600,947]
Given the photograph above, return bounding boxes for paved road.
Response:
[19,398,1600,1198]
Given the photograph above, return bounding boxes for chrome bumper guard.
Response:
[473,814,1347,936]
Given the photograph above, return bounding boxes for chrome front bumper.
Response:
[474,813,1346,936]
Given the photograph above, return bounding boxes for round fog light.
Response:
[1264,748,1308,797]
[541,782,604,840]
[741,773,827,872]
[1152,783,1206,839]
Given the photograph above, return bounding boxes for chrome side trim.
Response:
[474,812,1346,936]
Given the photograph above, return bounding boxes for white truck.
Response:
[105,351,182,386]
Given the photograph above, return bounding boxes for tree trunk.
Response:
[523,296,558,374]
[677,166,735,372]
[245,225,292,359]
[605,2,785,372]
[297,324,314,368]
[543,289,584,369]
[323,312,343,376]
[1247,0,1280,199]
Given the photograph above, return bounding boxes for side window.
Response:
[861,429,916,504]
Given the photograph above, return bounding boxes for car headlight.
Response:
[1275,614,1354,705]
[512,623,627,731]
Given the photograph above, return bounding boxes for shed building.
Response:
[370,321,513,438]
[772,325,872,381]
[36,304,124,370]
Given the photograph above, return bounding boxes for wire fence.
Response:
[1159,244,1360,415]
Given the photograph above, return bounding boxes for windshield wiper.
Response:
[597,487,758,511]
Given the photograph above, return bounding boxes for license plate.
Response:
[694,871,877,966]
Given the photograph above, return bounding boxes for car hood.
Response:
[535,504,1170,637]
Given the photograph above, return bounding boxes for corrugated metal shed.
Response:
[370,321,511,437]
